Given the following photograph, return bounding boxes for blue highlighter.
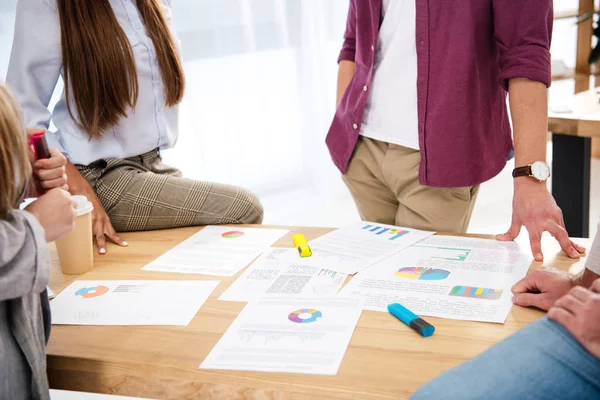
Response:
[388,303,435,337]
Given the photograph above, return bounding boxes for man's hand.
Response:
[547,280,600,359]
[512,268,575,310]
[497,179,585,261]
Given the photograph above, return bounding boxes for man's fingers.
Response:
[572,241,586,254]
[528,230,543,262]
[592,280,600,294]
[568,286,592,302]
[547,306,577,331]
[512,292,553,310]
[554,294,583,315]
[547,223,581,259]
[511,274,536,295]
[496,219,522,242]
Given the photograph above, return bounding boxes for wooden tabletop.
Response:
[549,89,600,137]
[46,226,592,400]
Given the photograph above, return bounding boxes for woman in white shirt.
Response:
[7,0,263,254]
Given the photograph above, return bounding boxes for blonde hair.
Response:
[0,85,30,219]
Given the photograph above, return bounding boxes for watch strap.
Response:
[512,165,532,178]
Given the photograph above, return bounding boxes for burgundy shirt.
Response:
[326,0,553,187]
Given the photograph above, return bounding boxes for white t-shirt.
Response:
[360,0,419,150]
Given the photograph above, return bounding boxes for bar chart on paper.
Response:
[307,222,435,274]
[449,286,503,300]
[413,245,471,261]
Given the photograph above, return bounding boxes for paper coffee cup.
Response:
[55,195,94,275]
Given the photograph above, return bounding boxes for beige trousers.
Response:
[342,137,480,233]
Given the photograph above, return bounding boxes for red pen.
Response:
[29,131,51,194]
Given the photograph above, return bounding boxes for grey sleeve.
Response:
[0,209,50,301]
[585,220,600,275]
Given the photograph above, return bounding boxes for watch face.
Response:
[531,161,551,181]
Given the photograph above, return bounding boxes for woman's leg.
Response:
[81,153,263,232]
[410,318,600,400]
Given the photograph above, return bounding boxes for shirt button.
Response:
[371,45,375,51]
[363,85,368,92]
[352,123,358,130]
[420,40,424,46]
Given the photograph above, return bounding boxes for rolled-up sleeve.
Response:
[492,0,553,91]
[585,220,600,276]
[337,0,357,63]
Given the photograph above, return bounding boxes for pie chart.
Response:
[288,309,322,324]
[221,231,245,239]
[396,267,450,281]
[75,285,109,299]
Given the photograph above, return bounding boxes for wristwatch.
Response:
[512,161,551,182]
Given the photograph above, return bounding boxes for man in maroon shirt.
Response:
[327,0,584,261]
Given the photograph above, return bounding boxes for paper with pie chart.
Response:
[142,226,289,276]
[340,236,532,323]
[200,296,365,375]
[50,280,218,326]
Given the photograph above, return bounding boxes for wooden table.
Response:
[548,88,600,238]
[47,226,592,400]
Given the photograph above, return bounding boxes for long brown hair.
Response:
[56,0,185,139]
[0,85,30,219]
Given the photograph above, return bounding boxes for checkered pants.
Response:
[77,150,264,232]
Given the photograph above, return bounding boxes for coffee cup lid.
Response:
[71,195,94,217]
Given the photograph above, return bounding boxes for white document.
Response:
[340,236,532,323]
[50,280,218,326]
[308,221,434,274]
[219,248,349,302]
[142,226,289,276]
[200,296,365,375]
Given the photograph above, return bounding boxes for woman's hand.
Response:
[25,188,77,242]
[26,128,68,196]
[64,162,128,254]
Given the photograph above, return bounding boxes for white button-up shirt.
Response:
[6,0,180,166]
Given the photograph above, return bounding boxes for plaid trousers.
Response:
[77,150,264,232]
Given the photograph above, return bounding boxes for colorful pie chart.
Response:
[221,231,245,239]
[288,308,322,324]
[75,285,109,299]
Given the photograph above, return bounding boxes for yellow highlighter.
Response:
[293,234,312,257]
